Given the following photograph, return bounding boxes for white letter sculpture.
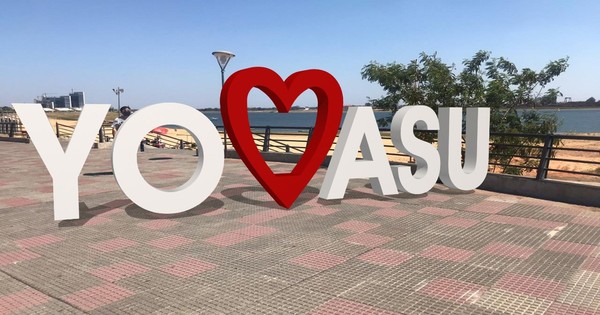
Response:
[112,103,224,214]
[12,103,110,220]
[438,107,490,190]
[390,105,441,194]
[320,107,397,199]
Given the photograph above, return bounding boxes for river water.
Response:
[201,108,600,133]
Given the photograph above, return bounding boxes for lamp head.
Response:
[212,51,235,70]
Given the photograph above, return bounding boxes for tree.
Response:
[539,88,562,106]
[586,97,596,103]
[361,51,569,175]
[1,106,15,114]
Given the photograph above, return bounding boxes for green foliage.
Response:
[586,97,596,103]
[361,51,569,175]
[1,106,15,113]
[539,88,562,106]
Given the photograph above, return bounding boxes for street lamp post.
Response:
[212,51,235,157]
[212,51,235,86]
[112,87,124,111]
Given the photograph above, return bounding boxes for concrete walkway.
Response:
[0,141,599,314]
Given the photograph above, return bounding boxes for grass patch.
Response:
[47,111,118,122]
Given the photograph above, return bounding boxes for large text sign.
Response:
[12,68,490,221]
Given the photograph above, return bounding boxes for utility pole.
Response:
[112,87,124,111]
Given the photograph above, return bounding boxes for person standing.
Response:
[111,106,132,138]
[111,106,145,151]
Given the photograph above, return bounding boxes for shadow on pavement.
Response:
[124,196,224,219]
[221,186,320,209]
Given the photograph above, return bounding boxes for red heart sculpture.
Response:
[220,67,343,208]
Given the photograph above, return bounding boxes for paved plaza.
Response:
[0,141,599,314]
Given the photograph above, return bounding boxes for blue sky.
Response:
[1,1,599,108]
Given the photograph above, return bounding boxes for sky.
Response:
[1,1,599,109]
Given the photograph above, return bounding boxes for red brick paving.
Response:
[334,220,380,233]
[544,302,600,315]
[358,248,413,266]
[344,233,393,248]
[233,225,278,237]
[482,242,536,259]
[15,234,63,248]
[344,199,398,208]
[81,216,113,226]
[237,209,293,224]
[304,207,339,216]
[373,208,411,218]
[483,214,565,229]
[420,277,486,303]
[0,250,40,266]
[160,258,216,278]
[289,251,347,270]
[581,257,600,272]
[420,245,474,263]
[62,283,134,311]
[495,273,565,300]
[137,219,180,230]
[0,197,37,208]
[543,239,598,256]
[542,206,582,216]
[0,142,599,314]
[435,217,479,228]
[147,235,195,250]
[203,231,255,247]
[90,261,151,282]
[102,199,132,209]
[200,208,230,216]
[421,193,452,202]
[571,215,600,227]
[464,201,511,214]
[418,207,457,216]
[310,298,403,315]
[89,238,138,253]
[60,216,113,227]
[0,289,49,314]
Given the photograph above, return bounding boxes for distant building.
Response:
[35,91,85,109]
[69,91,85,108]
[37,95,71,109]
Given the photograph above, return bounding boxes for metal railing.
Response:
[216,125,600,183]
[0,118,26,138]
[52,122,600,183]
[56,122,195,150]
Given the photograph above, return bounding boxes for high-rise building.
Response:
[69,91,85,108]
[35,91,84,109]
[37,95,70,109]
[58,95,71,108]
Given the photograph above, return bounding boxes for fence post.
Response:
[139,141,145,152]
[98,128,105,143]
[222,128,227,157]
[263,127,271,152]
[56,122,60,138]
[536,134,554,180]
[179,140,184,149]
[9,123,15,138]
[307,127,313,149]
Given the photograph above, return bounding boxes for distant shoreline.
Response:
[198,106,600,112]
[522,106,600,111]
